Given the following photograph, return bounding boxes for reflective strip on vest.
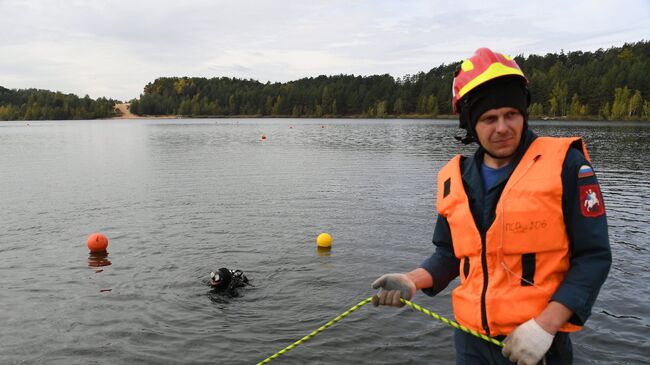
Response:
[436,137,588,336]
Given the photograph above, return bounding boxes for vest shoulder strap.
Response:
[528,136,589,162]
[437,154,464,216]
[502,136,589,198]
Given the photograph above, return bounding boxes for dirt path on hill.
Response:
[113,103,141,119]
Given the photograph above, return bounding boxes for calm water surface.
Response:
[1,119,648,364]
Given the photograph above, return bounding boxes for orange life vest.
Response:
[436,137,589,336]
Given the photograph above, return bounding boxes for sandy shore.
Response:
[112,103,177,119]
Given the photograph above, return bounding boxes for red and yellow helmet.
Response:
[452,48,527,113]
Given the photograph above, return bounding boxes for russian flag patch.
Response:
[578,165,594,179]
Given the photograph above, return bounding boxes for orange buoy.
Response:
[261,134,267,140]
[87,233,108,253]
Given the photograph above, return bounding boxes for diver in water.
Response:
[209,268,250,297]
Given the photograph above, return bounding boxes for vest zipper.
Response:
[484,153,541,336]
[480,232,490,336]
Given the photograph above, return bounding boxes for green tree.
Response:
[569,94,588,117]
[611,87,630,120]
[628,90,643,117]
[264,96,273,115]
[550,82,568,116]
[0,105,11,119]
[228,94,237,115]
[599,102,611,120]
[322,86,333,114]
[25,103,41,120]
[618,47,634,61]
[549,97,558,117]
[191,101,201,115]
[292,105,301,117]
[393,97,403,114]
[130,100,141,115]
[272,95,283,115]
[643,100,650,119]
[416,95,427,113]
[529,102,544,117]
[178,100,191,115]
[211,99,222,115]
[376,100,387,117]
[426,95,438,116]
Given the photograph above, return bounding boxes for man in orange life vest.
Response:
[371,48,611,365]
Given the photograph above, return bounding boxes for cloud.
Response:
[0,0,648,100]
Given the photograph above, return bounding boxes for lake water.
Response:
[1,118,648,364]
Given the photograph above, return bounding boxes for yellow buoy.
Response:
[316,232,332,248]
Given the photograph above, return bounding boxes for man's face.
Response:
[474,107,524,165]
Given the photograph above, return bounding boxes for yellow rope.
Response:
[400,298,504,347]
[256,297,373,365]
[256,296,503,364]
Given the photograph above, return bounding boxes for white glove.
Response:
[370,273,416,307]
[502,318,554,365]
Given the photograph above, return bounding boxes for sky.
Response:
[1,0,648,101]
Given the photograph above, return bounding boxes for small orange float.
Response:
[87,233,108,253]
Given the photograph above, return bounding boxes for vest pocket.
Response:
[521,253,536,286]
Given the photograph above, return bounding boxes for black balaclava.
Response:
[213,267,232,290]
[219,268,232,286]
[456,76,530,147]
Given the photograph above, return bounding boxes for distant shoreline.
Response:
[110,105,649,122]
[112,103,455,120]
[111,114,458,120]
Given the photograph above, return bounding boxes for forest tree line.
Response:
[1,41,649,121]
[129,41,650,120]
[0,87,118,120]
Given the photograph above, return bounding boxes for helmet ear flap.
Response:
[457,98,471,130]
[456,98,477,145]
